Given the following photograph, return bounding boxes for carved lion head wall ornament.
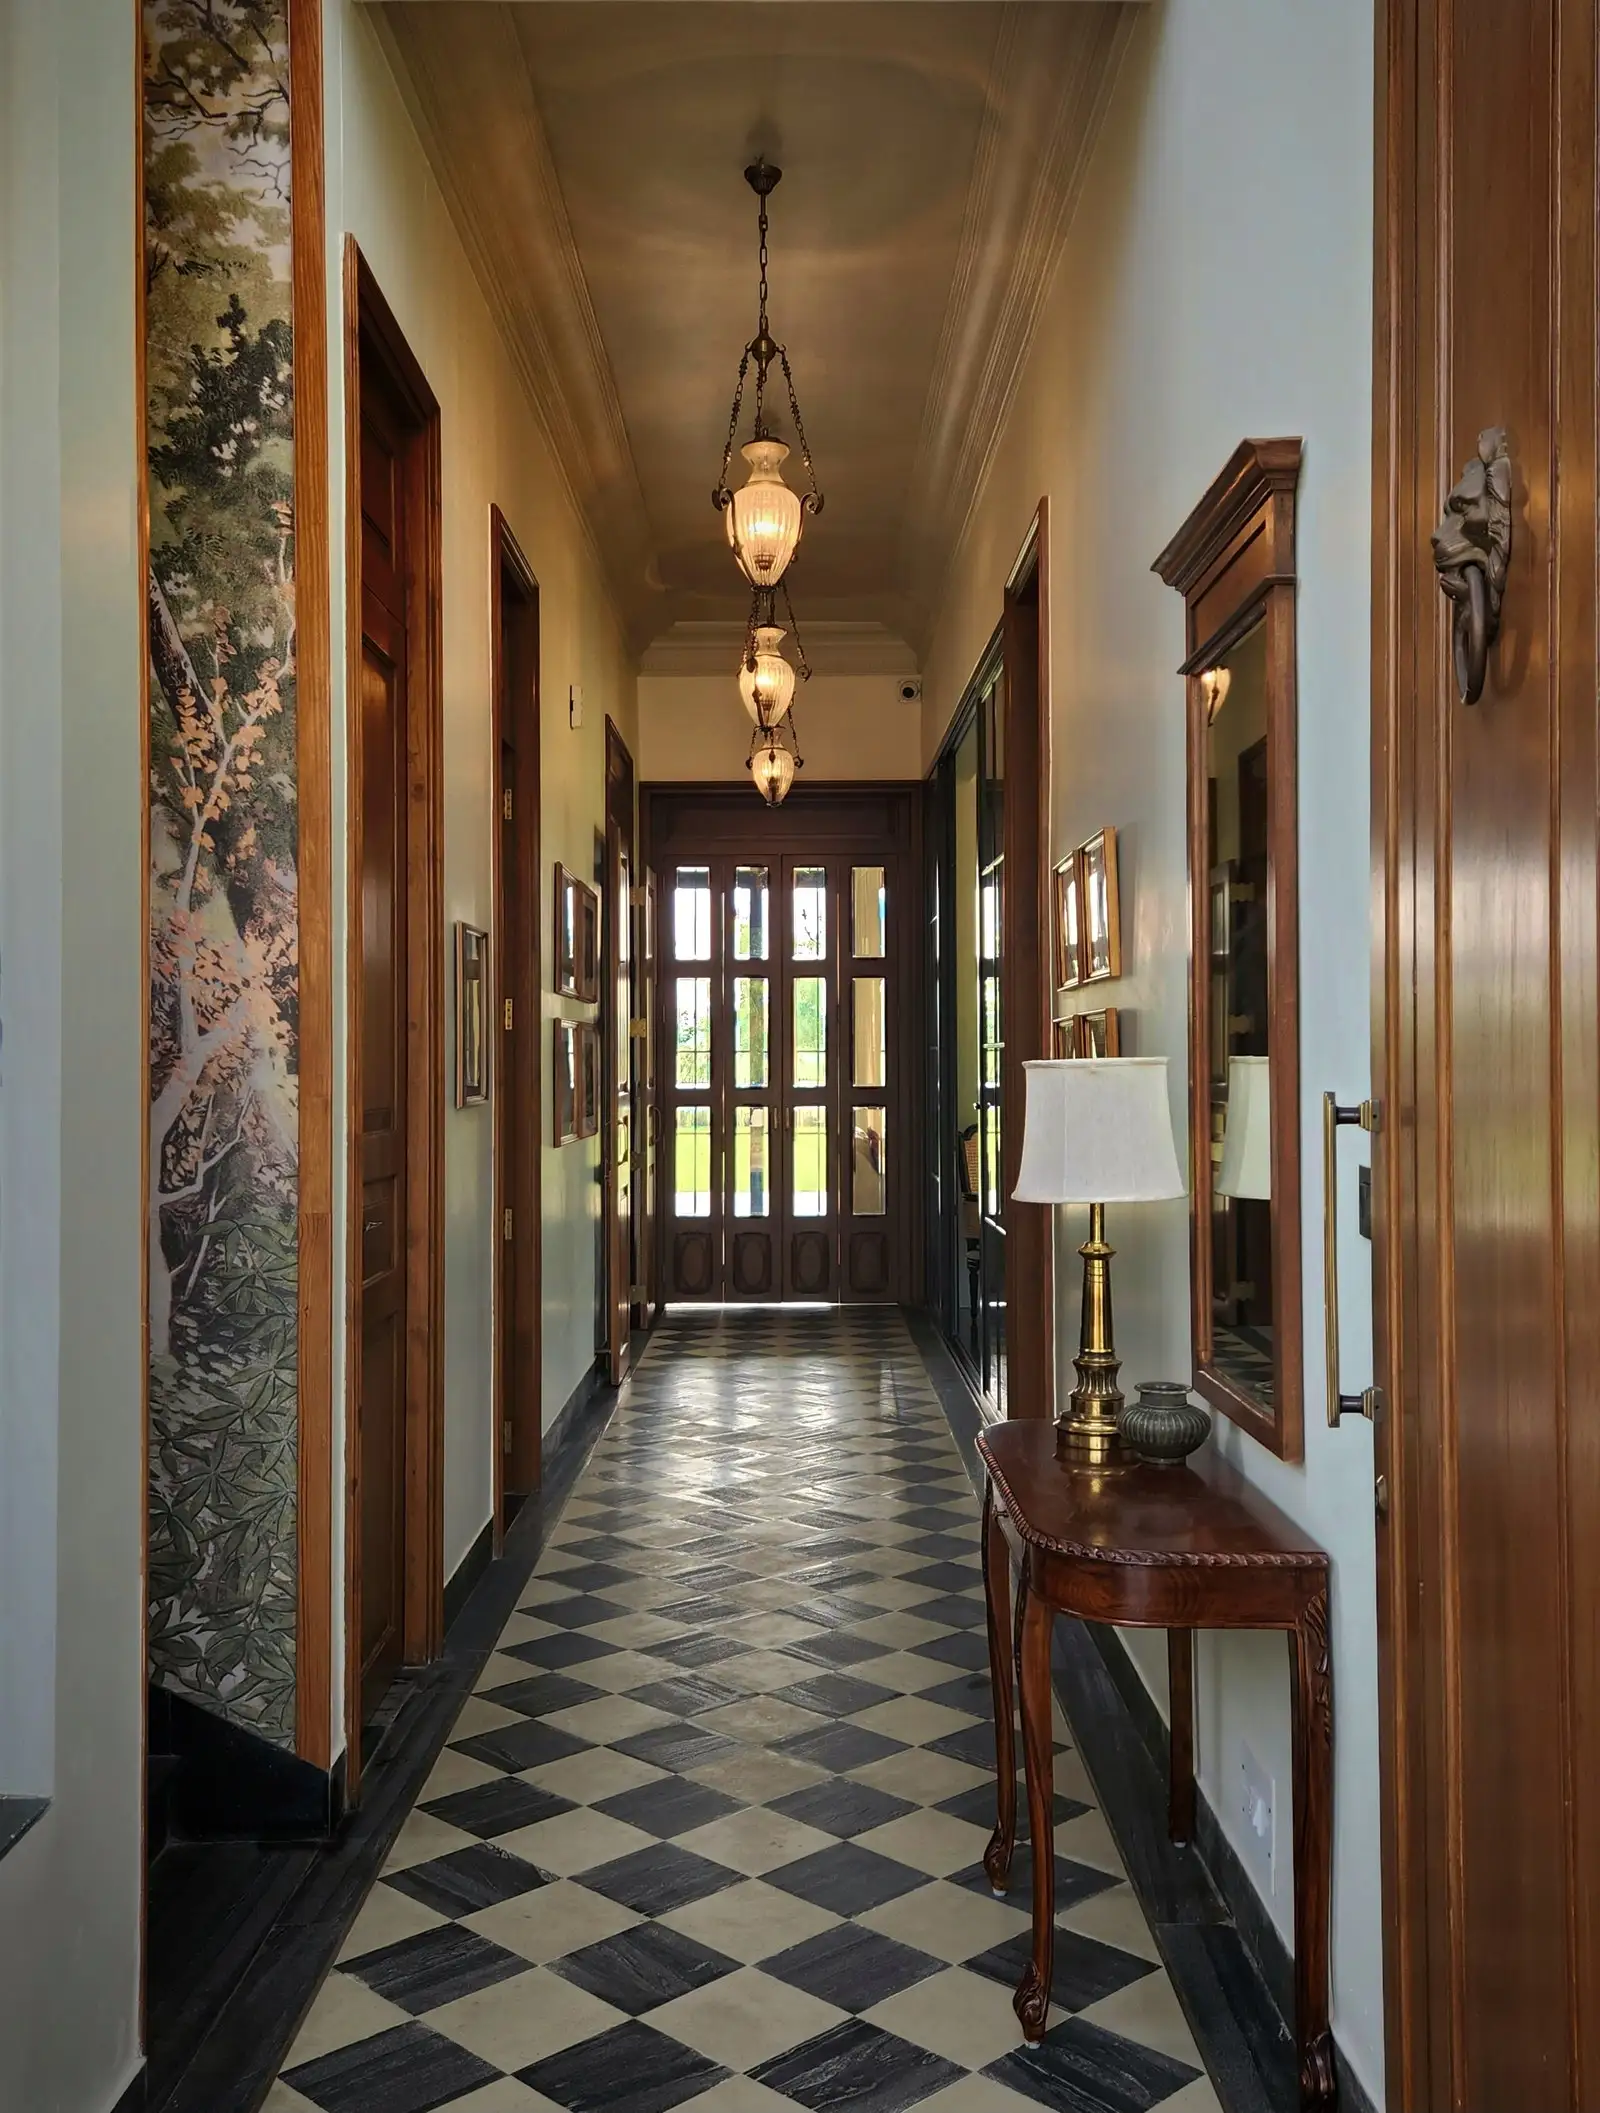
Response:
[1431,426,1513,704]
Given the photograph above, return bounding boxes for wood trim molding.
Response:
[1158,440,1305,1462]
[133,0,152,2023]
[289,0,334,1775]
[341,240,446,1792]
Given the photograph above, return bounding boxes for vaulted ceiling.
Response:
[380,2,1132,665]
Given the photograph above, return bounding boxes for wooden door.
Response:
[1376,6,1600,2104]
[631,869,658,1328]
[356,380,409,1724]
[782,856,839,1301]
[603,721,635,1383]
[493,514,540,1518]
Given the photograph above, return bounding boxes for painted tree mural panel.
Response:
[143,0,300,1743]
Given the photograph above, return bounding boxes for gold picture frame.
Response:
[454,922,489,1107]
[1080,1006,1122,1058]
[554,864,580,997]
[1053,853,1083,991]
[1052,1016,1082,1057]
[1080,826,1122,982]
[552,1019,578,1144]
[575,1018,602,1139]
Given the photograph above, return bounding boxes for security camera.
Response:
[898,678,922,704]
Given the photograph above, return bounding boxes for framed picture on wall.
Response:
[575,878,601,1005]
[575,1019,602,1139]
[1052,1016,1083,1058]
[553,1019,578,1144]
[455,922,489,1107]
[1052,854,1083,990]
[1081,826,1122,982]
[554,865,580,996]
[1081,1007,1122,1058]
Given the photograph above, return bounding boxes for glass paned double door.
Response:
[665,854,896,1302]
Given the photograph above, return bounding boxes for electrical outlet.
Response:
[1239,1741,1276,1895]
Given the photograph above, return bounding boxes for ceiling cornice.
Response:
[378,4,661,651]
[897,2,1137,653]
[640,622,919,680]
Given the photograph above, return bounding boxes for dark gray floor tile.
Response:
[480,1670,607,1718]
[983,2018,1200,2112]
[768,1779,916,1840]
[420,1777,577,1839]
[965,1929,1157,2012]
[917,1671,994,1718]
[766,1843,929,1916]
[503,1631,622,1671]
[906,1593,987,1631]
[752,2017,962,2113]
[953,1849,1121,1913]
[596,1776,745,1840]
[771,1672,897,1719]
[613,1721,742,1774]
[760,1923,944,2012]
[935,1782,1089,1834]
[284,2021,501,2112]
[913,1630,992,1672]
[649,1633,749,1671]
[579,1842,744,1916]
[550,1921,739,2015]
[385,1843,553,1919]
[625,1673,745,1718]
[777,1722,909,1774]
[784,1630,894,1669]
[452,1719,592,1774]
[342,1923,530,2014]
[527,1594,631,1629]
[519,2019,727,2113]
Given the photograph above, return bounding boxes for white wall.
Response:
[639,672,922,785]
[921,2,1381,2097]
[0,0,147,2105]
[325,3,639,1624]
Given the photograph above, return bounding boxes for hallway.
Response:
[269,1312,1216,2113]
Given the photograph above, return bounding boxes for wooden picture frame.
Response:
[1080,1008,1121,1058]
[575,1018,602,1139]
[552,1020,578,1144]
[554,864,580,996]
[1080,827,1121,982]
[1052,853,1083,990]
[455,922,489,1107]
[575,877,601,1005]
[1155,436,1303,1461]
[1052,1016,1082,1058]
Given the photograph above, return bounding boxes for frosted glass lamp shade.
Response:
[1013,1057,1186,1205]
[750,736,797,806]
[726,439,804,587]
[1217,1054,1272,1199]
[738,625,796,726]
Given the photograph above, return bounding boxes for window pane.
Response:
[794,1105,828,1217]
[793,866,827,959]
[982,972,1001,1090]
[981,866,1002,961]
[674,866,711,961]
[734,976,769,1088]
[852,1107,887,1215]
[675,1106,711,1217]
[793,976,827,1088]
[676,975,711,1088]
[733,1106,771,1218]
[853,977,886,1088]
[733,866,769,961]
[983,1101,1003,1217]
[852,867,886,958]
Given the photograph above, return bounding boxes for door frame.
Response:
[341,240,444,1793]
[491,507,541,1537]
[602,719,635,1383]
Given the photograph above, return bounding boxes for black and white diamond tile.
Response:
[271,1308,1219,2113]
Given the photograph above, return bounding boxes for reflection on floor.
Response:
[269,1308,1220,2113]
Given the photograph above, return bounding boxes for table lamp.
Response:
[1216,1054,1271,1198]
[1013,1057,1187,1462]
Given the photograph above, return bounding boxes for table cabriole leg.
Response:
[1014,1576,1055,2045]
[1167,1627,1196,1845]
[1290,1587,1336,2110]
[981,1479,1018,1894]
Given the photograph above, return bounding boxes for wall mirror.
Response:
[1155,437,1304,1459]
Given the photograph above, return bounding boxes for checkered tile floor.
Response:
[268,1308,1221,2113]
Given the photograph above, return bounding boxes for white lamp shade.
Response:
[1012,1057,1186,1205]
[738,625,795,725]
[727,439,803,587]
[750,736,797,806]
[1216,1054,1272,1199]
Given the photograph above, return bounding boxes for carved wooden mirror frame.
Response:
[1155,438,1304,1460]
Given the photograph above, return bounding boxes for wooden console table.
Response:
[976,1421,1335,2111]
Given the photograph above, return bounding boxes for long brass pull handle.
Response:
[1323,1092,1378,1425]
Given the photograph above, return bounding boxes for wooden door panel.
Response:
[1378,3,1600,2103]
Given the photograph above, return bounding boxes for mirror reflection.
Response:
[1205,622,1273,1406]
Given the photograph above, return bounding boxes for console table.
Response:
[976,1421,1335,2111]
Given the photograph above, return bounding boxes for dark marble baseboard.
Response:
[149,1689,341,1843]
[110,2062,148,2113]
[0,1794,47,1865]
[444,1518,495,1634]
[150,1358,621,2113]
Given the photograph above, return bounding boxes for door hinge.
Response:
[502,1207,513,1241]
[502,786,513,822]
[503,997,514,1031]
[630,1018,648,1039]
[630,1282,648,1301]
[629,884,647,908]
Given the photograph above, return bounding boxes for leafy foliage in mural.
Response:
[144,0,299,1742]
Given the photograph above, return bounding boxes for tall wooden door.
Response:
[631,868,659,1329]
[1376,7,1600,2104]
[356,374,409,1725]
[603,721,635,1383]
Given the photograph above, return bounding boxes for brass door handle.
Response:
[1323,1092,1379,1425]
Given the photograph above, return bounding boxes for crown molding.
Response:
[376,4,662,652]
[898,2,1137,653]
[639,621,919,679]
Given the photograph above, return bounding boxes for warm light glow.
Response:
[750,735,797,806]
[727,439,804,587]
[738,625,796,726]
[1200,665,1232,722]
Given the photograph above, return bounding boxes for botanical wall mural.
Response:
[143,0,300,1744]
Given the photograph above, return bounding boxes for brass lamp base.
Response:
[1055,1202,1127,1467]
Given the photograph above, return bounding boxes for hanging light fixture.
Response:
[738,623,796,726]
[712,159,823,588]
[749,719,803,807]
